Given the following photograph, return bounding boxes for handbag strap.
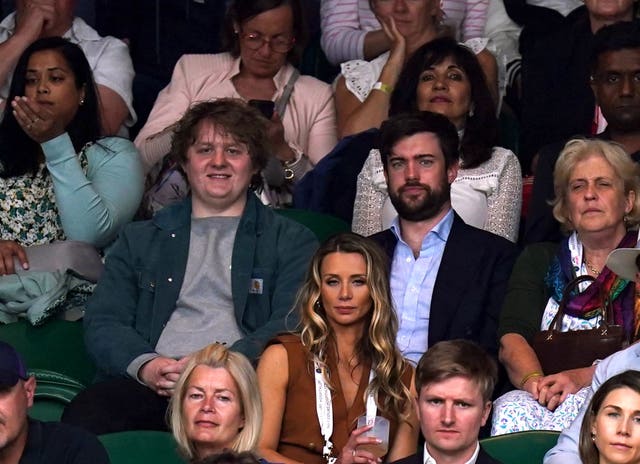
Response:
[551,275,593,331]
[274,69,299,118]
[551,274,614,331]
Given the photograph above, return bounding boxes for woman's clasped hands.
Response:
[523,367,594,411]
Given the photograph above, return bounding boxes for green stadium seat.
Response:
[99,431,183,464]
[0,319,96,385]
[480,430,561,464]
[29,368,85,422]
[276,208,350,243]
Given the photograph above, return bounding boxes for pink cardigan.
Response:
[135,53,337,173]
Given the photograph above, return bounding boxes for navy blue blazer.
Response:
[370,213,517,357]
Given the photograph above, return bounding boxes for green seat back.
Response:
[480,430,561,464]
[29,368,86,422]
[276,209,350,242]
[0,319,96,385]
[99,431,183,464]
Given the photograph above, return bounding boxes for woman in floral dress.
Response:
[0,37,142,275]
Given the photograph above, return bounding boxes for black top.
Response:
[20,419,109,464]
[519,7,595,172]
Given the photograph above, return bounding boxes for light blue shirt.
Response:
[544,343,640,463]
[390,209,454,364]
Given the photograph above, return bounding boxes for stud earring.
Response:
[79,98,85,106]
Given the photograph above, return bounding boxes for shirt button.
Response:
[167,277,173,282]
[170,233,176,238]
[406,257,411,263]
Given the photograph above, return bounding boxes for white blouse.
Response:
[352,146,522,242]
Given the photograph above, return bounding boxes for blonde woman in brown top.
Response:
[257,233,418,464]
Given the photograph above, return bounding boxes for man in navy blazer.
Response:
[391,340,503,464]
[369,112,517,363]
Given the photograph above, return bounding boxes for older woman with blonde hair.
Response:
[492,138,640,435]
[169,343,262,462]
[257,232,418,464]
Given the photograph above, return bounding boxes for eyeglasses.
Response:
[239,31,295,54]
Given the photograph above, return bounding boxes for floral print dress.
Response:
[0,146,89,246]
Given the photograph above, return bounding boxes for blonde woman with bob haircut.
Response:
[257,232,418,464]
[494,138,640,435]
[169,343,262,462]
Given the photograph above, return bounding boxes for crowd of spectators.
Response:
[1,1,640,463]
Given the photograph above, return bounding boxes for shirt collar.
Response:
[423,441,480,464]
[228,55,295,92]
[390,208,454,250]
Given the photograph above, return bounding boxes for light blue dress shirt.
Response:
[390,209,454,364]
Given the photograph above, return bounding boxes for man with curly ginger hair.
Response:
[62,98,318,435]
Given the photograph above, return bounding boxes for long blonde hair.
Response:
[168,344,262,460]
[296,232,412,421]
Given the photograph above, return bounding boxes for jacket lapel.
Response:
[428,214,478,346]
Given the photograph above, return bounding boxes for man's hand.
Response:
[14,0,56,44]
[139,356,189,397]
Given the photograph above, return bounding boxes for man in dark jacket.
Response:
[62,99,318,435]
[391,340,502,464]
[370,112,517,364]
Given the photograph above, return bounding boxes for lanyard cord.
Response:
[314,358,377,464]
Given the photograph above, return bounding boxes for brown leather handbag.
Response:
[532,275,626,375]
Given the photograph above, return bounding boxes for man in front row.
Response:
[392,340,502,464]
[62,99,318,434]
[371,112,517,363]
[0,341,108,463]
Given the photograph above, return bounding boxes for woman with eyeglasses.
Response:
[134,0,337,208]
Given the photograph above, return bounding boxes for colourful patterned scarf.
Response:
[544,231,636,339]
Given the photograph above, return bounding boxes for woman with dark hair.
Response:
[135,0,336,208]
[257,233,418,464]
[579,370,640,464]
[352,37,521,242]
[335,0,498,139]
[0,37,142,273]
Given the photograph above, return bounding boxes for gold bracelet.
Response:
[519,371,543,389]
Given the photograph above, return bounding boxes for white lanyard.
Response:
[314,359,377,464]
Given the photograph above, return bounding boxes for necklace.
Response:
[585,259,601,276]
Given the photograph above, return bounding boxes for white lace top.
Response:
[340,38,489,102]
[352,146,522,242]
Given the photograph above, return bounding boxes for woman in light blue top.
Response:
[0,37,142,274]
